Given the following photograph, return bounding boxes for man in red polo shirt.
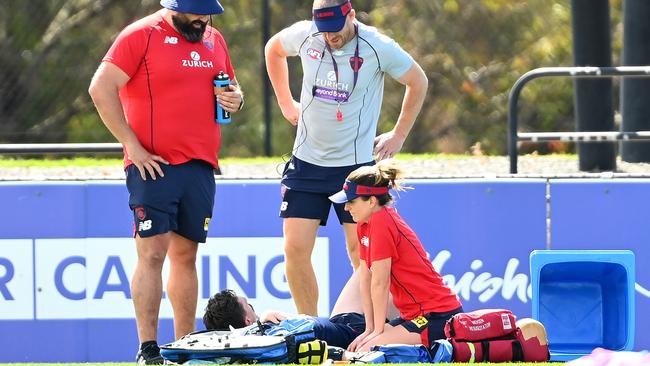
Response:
[88,0,243,364]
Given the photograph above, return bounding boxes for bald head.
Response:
[313,0,348,10]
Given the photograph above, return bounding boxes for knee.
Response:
[138,248,167,268]
[136,234,169,267]
[284,239,311,261]
[347,243,359,258]
[346,246,359,268]
[169,249,197,268]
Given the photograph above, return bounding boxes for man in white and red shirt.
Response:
[265,0,428,317]
[88,0,243,364]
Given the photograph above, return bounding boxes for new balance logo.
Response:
[164,36,178,44]
[138,220,152,231]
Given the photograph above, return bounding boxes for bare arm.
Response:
[369,258,391,334]
[359,261,375,331]
[88,62,168,180]
[260,310,293,323]
[356,258,391,351]
[348,261,375,351]
[374,61,428,160]
[264,34,300,126]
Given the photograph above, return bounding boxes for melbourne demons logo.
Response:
[203,40,214,50]
[307,48,322,60]
[349,56,364,71]
[135,207,146,220]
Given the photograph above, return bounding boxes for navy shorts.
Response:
[126,159,216,243]
[279,156,373,226]
[280,188,353,225]
[312,312,365,348]
[389,307,463,347]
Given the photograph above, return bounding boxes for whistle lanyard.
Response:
[324,24,360,122]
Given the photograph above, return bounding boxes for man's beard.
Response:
[172,14,208,43]
[324,24,353,49]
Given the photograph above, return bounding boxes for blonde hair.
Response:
[347,159,406,205]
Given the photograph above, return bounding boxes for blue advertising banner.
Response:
[0,178,646,362]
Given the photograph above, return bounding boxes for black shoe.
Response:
[136,343,164,365]
[327,346,345,361]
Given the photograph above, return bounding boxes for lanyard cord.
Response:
[324,23,360,104]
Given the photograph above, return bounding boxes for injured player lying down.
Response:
[204,269,406,350]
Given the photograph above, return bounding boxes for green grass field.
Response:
[0,154,475,167]
[0,153,579,168]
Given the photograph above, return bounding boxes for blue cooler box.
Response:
[530,250,635,361]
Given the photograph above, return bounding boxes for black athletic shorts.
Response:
[279,156,373,225]
[126,159,215,243]
[312,312,366,348]
[389,307,464,347]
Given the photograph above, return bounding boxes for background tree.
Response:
[0,0,624,156]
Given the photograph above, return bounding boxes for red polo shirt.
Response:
[103,10,235,169]
[358,206,461,319]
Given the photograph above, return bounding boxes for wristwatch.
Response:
[238,94,245,111]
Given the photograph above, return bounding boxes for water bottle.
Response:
[214,71,232,124]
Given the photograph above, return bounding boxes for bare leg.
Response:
[343,223,360,269]
[132,233,170,343]
[166,232,199,339]
[337,221,396,319]
[331,268,399,318]
[284,218,320,315]
[358,324,422,352]
[331,268,363,316]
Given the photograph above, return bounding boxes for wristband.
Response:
[238,94,245,111]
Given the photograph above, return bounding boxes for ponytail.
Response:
[347,159,406,205]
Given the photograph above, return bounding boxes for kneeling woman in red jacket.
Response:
[329,160,463,352]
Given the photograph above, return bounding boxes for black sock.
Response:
[140,340,159,352]
[327,346,345,361]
